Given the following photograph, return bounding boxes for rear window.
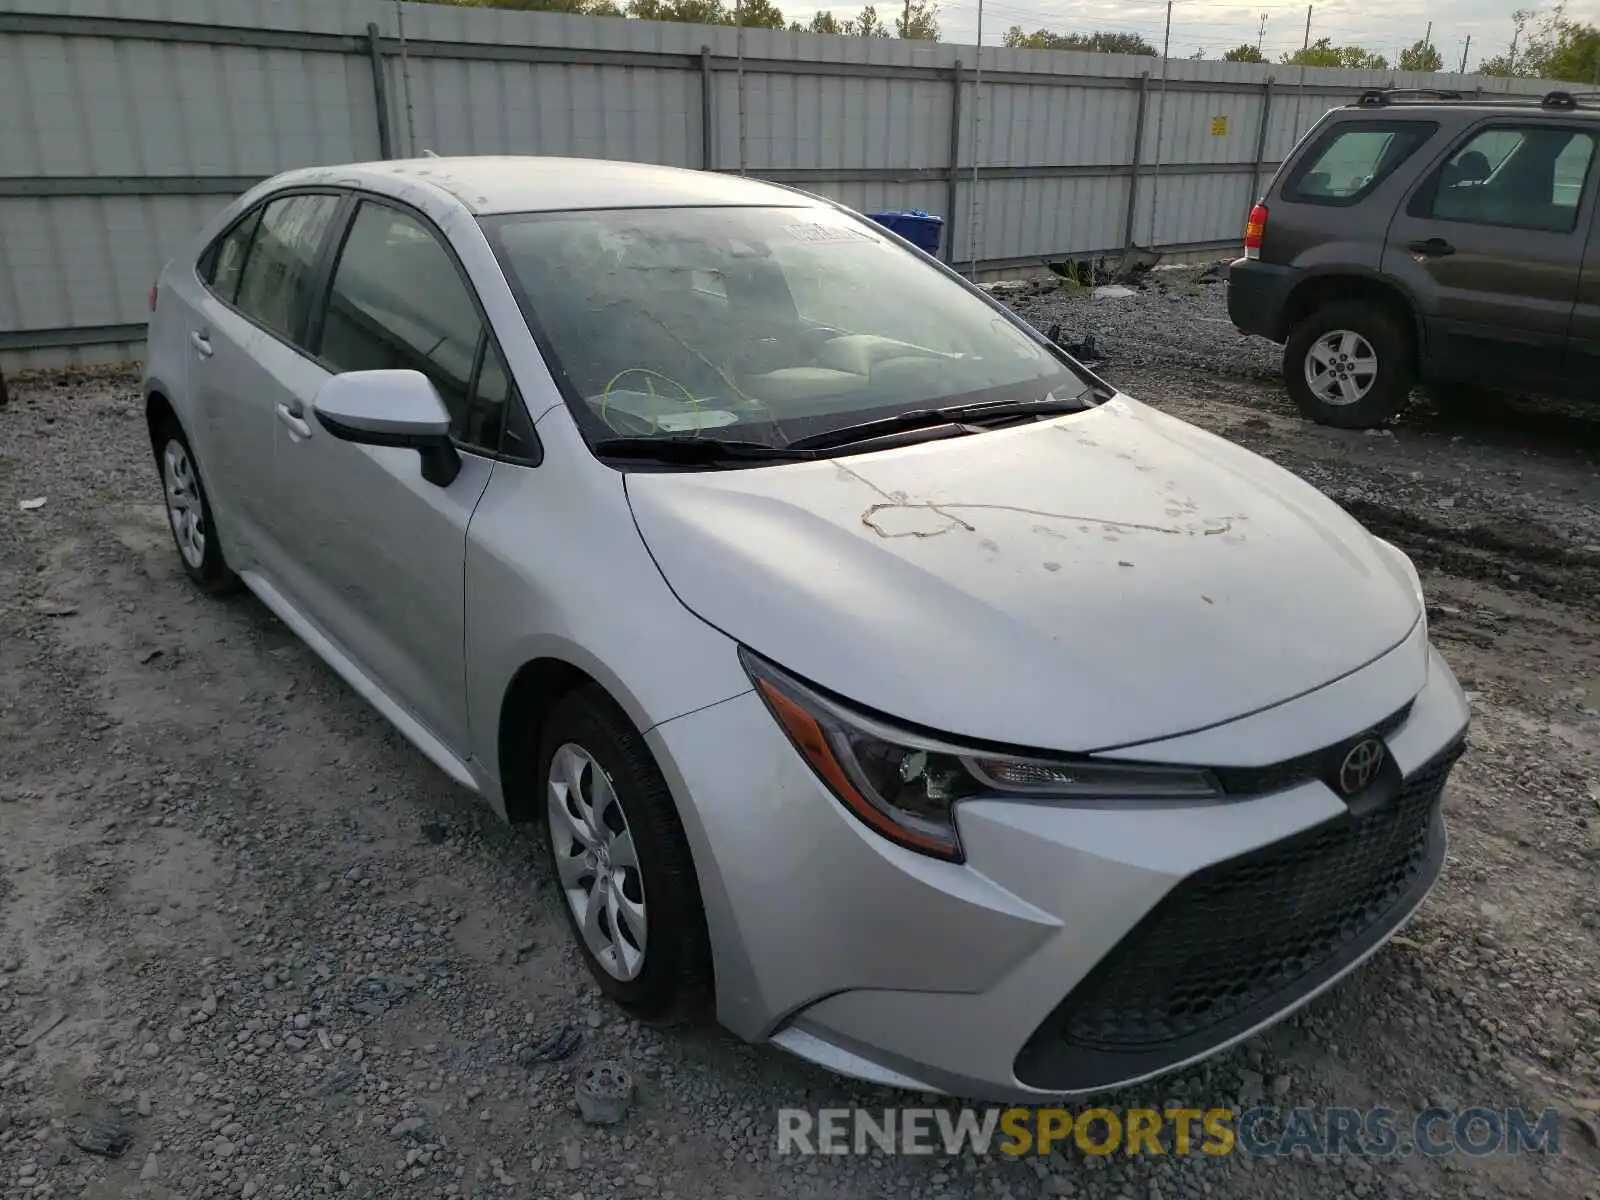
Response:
[1283,121,1438,206]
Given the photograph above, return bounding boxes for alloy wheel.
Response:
[162,439,207,570]
[1304,329,1378,407]
[547,743,648,981]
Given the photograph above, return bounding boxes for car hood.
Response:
[625,395,1421,753]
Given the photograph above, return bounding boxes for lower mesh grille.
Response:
[1027,741,1461,1059]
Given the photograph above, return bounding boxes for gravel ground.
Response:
[1,283,1599,1200]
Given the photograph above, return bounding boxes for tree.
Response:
[1222,43,1265,63]
[414,0,626,14]
[849,4,891,37]
[894,0,939,41]
[732,0,786,27]
[1396,39,1444,72]
[1486,6,1600,81]
[1001,27,1158,56]
[1281,37,1387,70]
[791,10,843,33]
[626,0,727,21]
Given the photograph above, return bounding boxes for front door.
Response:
[271,197,507,760]
[1382,121,1596,390]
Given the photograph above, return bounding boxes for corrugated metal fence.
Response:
[0,0,1565,368]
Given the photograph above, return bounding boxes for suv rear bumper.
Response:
[1227,258,1301,343]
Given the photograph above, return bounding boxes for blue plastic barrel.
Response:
[866,210,945,255]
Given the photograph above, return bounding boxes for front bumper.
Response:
[647,640,1470,1103]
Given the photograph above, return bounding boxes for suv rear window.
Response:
[1283,122,1437,206]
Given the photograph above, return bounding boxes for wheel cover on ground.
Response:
[162,439,207,569]
[1304,330,1379,407]
[547,742,649,981]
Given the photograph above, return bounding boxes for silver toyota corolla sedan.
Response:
[143,156,1470,1102]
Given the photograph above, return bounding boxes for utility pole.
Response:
[1147,0,1172,249]
[1302,4,1312,51]
[966,0,985,278]
[1423,20,1432,47]
[735,0,746,176]
[1256,12,1269,52]
[902,0,910,38]
[1460,35,1470,74]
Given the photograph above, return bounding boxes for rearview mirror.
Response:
[313,370,461,487]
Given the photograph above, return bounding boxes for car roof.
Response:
[267,156,817,216]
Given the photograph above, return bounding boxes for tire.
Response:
[538,685,712,1023]
[1283,301,1414,429]
[154,418,239,595]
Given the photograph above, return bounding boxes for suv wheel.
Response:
[1284,302,1414,428]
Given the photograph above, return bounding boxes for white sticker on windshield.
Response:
[785,222,877,244]
[654,410,741,433]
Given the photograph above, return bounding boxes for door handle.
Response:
[189,330,213,357]
[275,403,312,441]
[1407,237,1455,258]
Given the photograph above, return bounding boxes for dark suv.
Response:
[1229,88,1600,427]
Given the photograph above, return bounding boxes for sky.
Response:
[780,1,1600,68]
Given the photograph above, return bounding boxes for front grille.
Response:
[1020,739,1461,1074]
[1212,702,1413,796]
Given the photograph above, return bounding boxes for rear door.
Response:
[190,191,346,576]
[1569,156,1600,384]
[271,196,508,759]
[1383,120,1596,389]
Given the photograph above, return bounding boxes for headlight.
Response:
[740,649,1218,863]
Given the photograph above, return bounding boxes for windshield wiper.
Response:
[787,394,1091,452]
[593,436,816,464]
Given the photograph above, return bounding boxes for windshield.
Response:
[480,205,1094,451]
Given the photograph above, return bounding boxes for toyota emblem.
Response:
[1338,737,1386,796]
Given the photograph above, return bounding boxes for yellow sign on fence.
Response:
[1211,116,1229,136]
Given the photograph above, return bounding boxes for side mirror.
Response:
[313,370,461,487]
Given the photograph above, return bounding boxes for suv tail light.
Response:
[1243,204,1268,260]
[148,282,159,312]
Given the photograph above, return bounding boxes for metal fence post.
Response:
[1249,76,1275,203]
[1123,72,1150,252]
[700,46,715,170]
[366,23,395,160]
[944,59,962,264]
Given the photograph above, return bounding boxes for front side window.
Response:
[1418,125,1596,233]
[1284,122,1437,206]
[233,193,342,342]
[482,205,1091,450]
[317,201,490,443]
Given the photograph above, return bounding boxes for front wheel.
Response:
[1283,302,1414,429]
[538,686,711,1023]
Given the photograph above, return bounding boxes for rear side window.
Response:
[234,193,343,343]
[1283,122,1437,206]
[1413,125,1596,233]
[202,208,262,304]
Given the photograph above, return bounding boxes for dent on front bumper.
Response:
[646,641,1470,1104]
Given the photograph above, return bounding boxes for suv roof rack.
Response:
[1355,88,1464,106]
[1354,86,1600,111]
[1540,90,1600,110]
